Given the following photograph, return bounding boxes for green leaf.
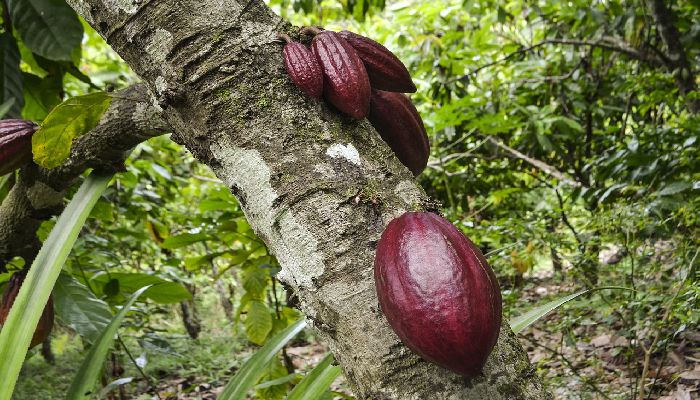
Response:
[21,72,62,121]
[656,181,692,196]
[32,92,112,168]
[0,32,23,118]
[253,373,298,389]
[66,285,151,400]
[0,173,12,202]
[53,273,113,344]
[90,272,192,304]
[288,353,342,400]
[219,318,306,400]
[0,99,14,118]
[0,171,113,400]
[7,0,84,61]
[161,232,211,249]
[184,251,227,271]
[509,286,632,334]
[255,358,290,400]
[242,265,269,299]
[244,300,273,345]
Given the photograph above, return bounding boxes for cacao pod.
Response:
[338,30,416,93]
[310,30,371,119]
[0,270,54,348]
[0,119,39,176]
[280,34,324,100]
[368,90,429,176]
[374,212,502,377]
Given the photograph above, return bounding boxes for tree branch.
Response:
[648,0,698,113]
[0,84,167,267]
[486,136,584,188]
[62,1,551,398]
[449,36,664,84]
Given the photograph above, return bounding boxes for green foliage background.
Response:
[1,0,698,398]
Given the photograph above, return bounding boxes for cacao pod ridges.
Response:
[374,212,502,377]
[279,34,324,100]
[0,119,39,176]
[309,30,371,119]
[338,30,416,93]
[368,90,429,176]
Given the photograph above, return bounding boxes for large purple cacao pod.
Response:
[374,212,502,377]
[368,90,429,176]
[338,30,416,93]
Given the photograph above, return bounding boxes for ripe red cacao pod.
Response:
[280,35,324,100]
[310,31,371,119]
[0,119,39,176]
[368,90,429,176]
[0,271,54,348]
[374,212,502,377]
[338,30,416,93]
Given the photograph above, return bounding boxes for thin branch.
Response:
[486,136,583,187]
[448,37,664,84]
[638,249,699,398]
[520,334,612,400]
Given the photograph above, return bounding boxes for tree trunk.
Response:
[64,1,551,398]
[648,0,699,113]
[180,283,201,339]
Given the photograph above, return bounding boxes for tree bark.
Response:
[62,1,550,398]
[0,84,167,267]
[648,0,699,113]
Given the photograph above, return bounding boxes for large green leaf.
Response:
[53,273,113,344]
[90,272,192,304]
[244,300,273,345]
[66,285,151,400]
[21,72,62,121]
[0,171,113,400]
[0,99,14,118]
[7,0,83,61]
[219,318,306,400]
[0,33,23,118]
[242,265,270,299]
[509,286,632,334]
[287,353,342,400]
[32,92,112,168]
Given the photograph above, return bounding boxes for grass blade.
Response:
[287,353,341,400]
[0,171,113,400]
[509,286,632,334]
[66,285,151,399]
[219,318,306,400]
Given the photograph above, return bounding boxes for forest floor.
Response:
[13,277,699,400]
[517,276,700,400]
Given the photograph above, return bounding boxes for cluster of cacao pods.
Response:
[374,212,502,377]
[279,28,429,176]
[0,119,39,176]
[0,270,54,348]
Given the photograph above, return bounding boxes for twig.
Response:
[117,335,161,400]
[637,249,699,398]
[447,37,663,84]
[486,136,583,187]
[520,334,612,400]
